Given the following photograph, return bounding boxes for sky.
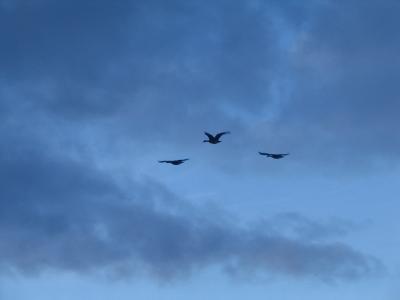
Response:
[1,0,400,299]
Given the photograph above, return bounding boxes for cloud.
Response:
[0,0,292,122]
[0,0,390,282]
[0,131,381,281]
[267,0,400,168]
[2,0,397,173]
[259,212,358,241]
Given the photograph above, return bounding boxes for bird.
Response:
[203,131,230,144]
[258,152,289,159]
[158,159,189,165]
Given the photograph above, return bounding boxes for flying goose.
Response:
[158,159,189,165]
[258,152,289,159]
[203,131,230,144]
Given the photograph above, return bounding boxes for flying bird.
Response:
[158,159,189,165]
[258,152,289,159]
[203,131,230,144]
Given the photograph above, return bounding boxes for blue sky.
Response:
[1,0,400,299]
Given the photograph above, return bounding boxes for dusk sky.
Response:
[1,1,400,299]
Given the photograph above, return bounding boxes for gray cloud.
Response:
[259,212,358,241]
[268,0,400,169]
[0,0,390,283]
[0,130,381,281]
[2,0,397,173]
[0,0,291,122]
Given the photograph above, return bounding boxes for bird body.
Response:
[203,131,230,144]
[258,152,289,159]
[158,159,189,165]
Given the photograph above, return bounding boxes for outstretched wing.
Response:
[178,159,189,162]
[204,132,214,139]
[158,160,169,163]
[258,152,269,156]
[281,153,289,156]
[215,131,230,140]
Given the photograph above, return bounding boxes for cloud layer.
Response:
[0,131,381,281]
[0,0,391,282]
[2,0,398,172]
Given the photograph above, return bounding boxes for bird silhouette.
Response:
[203,131,230,144]
[259,152,289,159]
[158,159,189,165]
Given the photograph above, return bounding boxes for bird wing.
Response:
[158,160,169,163]
[258,152,269,156]
[215,131,230,139]
[204,132,214,139]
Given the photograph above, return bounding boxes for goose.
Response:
[158,159,189,165]
[258,152,289,159]
[203,131,230,144]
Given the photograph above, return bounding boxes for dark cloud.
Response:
[0,0,391,283]
[268,0,400,169]
[2,0,397,173]
[0,130,381,281]
[0,0,288,119]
